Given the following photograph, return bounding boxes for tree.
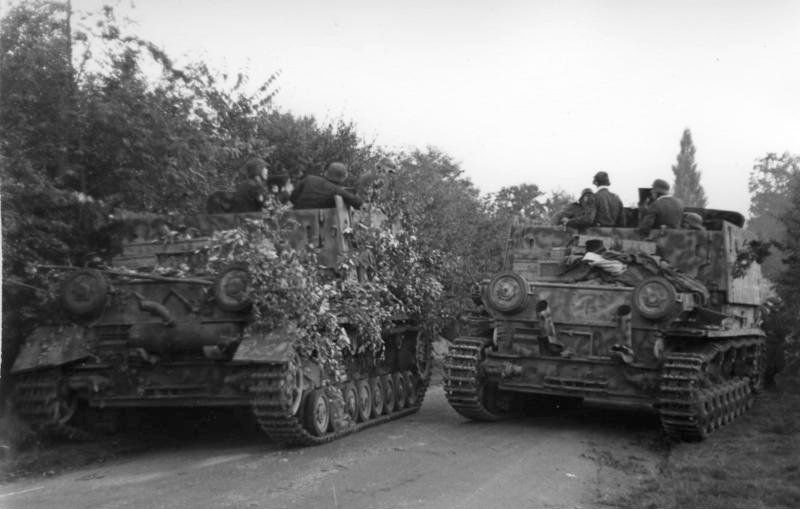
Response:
[747,152,800,279]
[671,128,707,207]
[748,152,800,381]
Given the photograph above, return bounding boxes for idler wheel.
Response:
[304,389,331,437]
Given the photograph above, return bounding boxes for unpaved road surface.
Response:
[0,387,665,509]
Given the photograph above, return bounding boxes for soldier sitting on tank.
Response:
[552,188,596,229]
[206,158,270,214]
[681,212,706,231]
[290,162,364,210]
[638,179,684,237]
[591,171,625,226]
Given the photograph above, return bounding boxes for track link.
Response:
[248,365,430,446]
[658,338,763,441]
[13,369,91,440]
[443,337,507,421]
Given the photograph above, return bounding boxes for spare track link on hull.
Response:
[248,363,430,446]
[659,338,763,441]
[443,337,505,421]
[13,370,91,440]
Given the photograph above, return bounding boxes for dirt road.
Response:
[0,387,665,509]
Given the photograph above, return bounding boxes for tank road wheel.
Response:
[356,379,372,422]
[370,377,385,417]
[382,375,396,413]
[393,372,408,410]
[304,389,331,437]
[403,371,418,407]
[341,383,359,422]
[444,337,510,421]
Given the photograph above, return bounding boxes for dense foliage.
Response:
[671,128,708,208]
[748,152,800,380]
[202,202,446,374]
[0,2,568,393]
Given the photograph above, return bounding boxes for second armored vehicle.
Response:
[445,207,765,441]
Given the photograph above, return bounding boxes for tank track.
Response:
[12,369,92,440]
[443,337,507,421]
[248,365,430,446]
[658,337,763,441]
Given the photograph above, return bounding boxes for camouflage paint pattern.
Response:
[482,208,762,405]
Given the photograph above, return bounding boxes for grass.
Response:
[616,382,800,509]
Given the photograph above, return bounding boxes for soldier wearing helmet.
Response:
[638,178,683,236]
[591,171,624,227]
[681,212,706,231]
[232,157,270,212]
[552,188,596,229]
[290,161,364,210]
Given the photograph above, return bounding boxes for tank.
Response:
[11,197,432,445]
[444,207,765,441]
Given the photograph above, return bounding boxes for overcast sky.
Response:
[70,0,800,213]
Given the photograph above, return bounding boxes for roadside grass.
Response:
[617,383,800,509]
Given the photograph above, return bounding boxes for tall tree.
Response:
[671,128,708,207]
[747,152,800,279]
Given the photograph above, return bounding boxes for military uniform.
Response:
[290,174,364,210]
[593,187,624,226]
[231,179,266,213]
[638,195,683,235]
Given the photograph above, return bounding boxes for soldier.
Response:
[638,179,683,236]
[592,171,624,226]
[231,157,269,213]
[290,162,364,210]
[681,212,706,231]
[206,158,269,214]
[552,188,596,229]
[358,157,397,202]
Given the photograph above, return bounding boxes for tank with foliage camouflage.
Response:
[444,207,766,441]
[11,197,434,445]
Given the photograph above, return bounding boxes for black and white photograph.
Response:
[1,1,799,507]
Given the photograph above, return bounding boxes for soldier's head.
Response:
[682,212,704,230]
[324,162,348,184]
[651,179,670,198]
[242,158,269,182]
[593,171,610,187]
[580,188,593,205]
[376,157,398,174]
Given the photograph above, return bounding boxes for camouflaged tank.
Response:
[11,197,432,445]
[444,207,765,441]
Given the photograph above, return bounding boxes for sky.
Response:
[69,0,800,213]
